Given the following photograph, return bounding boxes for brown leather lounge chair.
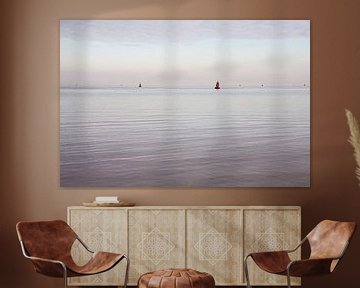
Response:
[16,220,129,288]
[244,220,356,288]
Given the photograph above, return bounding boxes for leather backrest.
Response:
[307,220,356,260]
[16,220,77,261]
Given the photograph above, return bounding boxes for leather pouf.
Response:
[138,268,215,288]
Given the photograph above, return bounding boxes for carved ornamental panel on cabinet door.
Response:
[68,208,128,286]
[128,209,186,284]
[187,209,243,285]
[244,209,301,286]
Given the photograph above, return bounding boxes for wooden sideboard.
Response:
[67,206,301,286]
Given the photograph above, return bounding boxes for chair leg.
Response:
[244,255,252,288]
[123,255,130,288]
[286,269,291,288]
[62,264,68,288]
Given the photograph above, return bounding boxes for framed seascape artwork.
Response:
[60,20,310,187]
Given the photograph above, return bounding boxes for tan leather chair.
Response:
[244,220,356,288]
[16,220,129,288]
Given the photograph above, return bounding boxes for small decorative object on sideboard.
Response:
[83,196,135,207]
[94,196,119,203]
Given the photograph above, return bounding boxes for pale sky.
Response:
[60,20,310,88]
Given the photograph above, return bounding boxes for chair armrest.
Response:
[19,240,67,277]
[285,237,307,253]
[245,237,306,259]
[76,236,94,253]
[26,255,65,265]
[25,255,67,278]
[287,258,336,277]
[248,250,289,256]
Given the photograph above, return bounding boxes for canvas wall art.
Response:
[60,20,310,187]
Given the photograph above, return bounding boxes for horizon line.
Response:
[60,84,310,89]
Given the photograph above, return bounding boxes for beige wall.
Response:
[1,0,360,287]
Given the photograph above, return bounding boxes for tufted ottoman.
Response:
[138,268,215,288]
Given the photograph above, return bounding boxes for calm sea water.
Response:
[60,87,310,187]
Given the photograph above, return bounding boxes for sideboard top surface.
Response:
[68,205,301,210]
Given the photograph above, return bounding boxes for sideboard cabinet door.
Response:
[243,208,301,286]
[68,208,127,286]
[187,209,243,285]
[128,209,186,284]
